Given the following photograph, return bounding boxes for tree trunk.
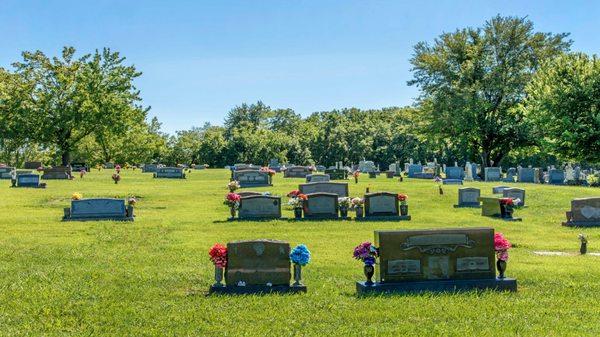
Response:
[61,149,71,167]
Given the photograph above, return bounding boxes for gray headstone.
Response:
[548,169,565,185]
[502,188,525,207]
[484,167,502,182]
[16,174,40,187]
[518,168,536,183]
[457,187,481,207]
[364,192,399,217]
[299,182,349,197]
[306,174,330,183]
[238,196,282,219]
[68,198,130,220]
[234,170,270,187]
[155,167,185,179]
[492,186,511,194]
[303,193,339,219]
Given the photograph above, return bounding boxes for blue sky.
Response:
[1,1,598,134]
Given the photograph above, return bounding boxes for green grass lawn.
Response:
[1,169,600,336]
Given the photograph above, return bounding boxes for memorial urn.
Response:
[229,207,236,219]
[214,266,224,287]
[294,207,303,219]
[400,205,408,216]
[292,264,303,286]
[496,259,507,279]
[364,264,375,285]
[356,206,363,218]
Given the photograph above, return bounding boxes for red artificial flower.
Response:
[226,193,241,202]
[209,243,228,268]
[499,198,514,206]
[298,193,308,201]
[397,194,407,201]
[287,190,301,198]
[494,232,512,251]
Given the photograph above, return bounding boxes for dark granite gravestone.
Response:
[234,164,260,171]
[492,186,511,194]
[357,192,410,221]
[502,188,525,207]
[23,161,42,170]
[0,167,14,179]
[548,169,565,185]
[303,193,339,219]
[284,166,310,178]
[306,174,330,183]
[41,167,72,180]
[454,187,480,208]
[237,195,282,220]
[209,239,305,294]
[142,164,159,173]
[233,170,271,188]
[504,168,517,182]
[443,166,464,185]
[154,167,186,179]
[324,168,347,180]
[299,182,349,197]
[15,174,44,188]
[484,167,502,182]
[563,197,600,227]
[518,167,536,183]
[237,191,264,198]
[356,228,517,294]
[63,198,133,221]
[70,162,89,172]
[407,164,423,178]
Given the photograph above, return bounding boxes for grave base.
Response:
[63,216,134,222]
[443,179,463,185]
[562,221,600,227]
[355,215,411,221]
[228,217,288,221]
[238,184,272,188]
[297,216,352,221]
[356,278,517,295]
[453,203,480,208]
[483,215,522,222]
[209,284,306,294]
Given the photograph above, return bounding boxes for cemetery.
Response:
[3,6,600,336]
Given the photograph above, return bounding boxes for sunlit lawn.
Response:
[1,169,600,336]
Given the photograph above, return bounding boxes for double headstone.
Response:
[324,168,347,180]
[299,182,349,197]
[63,198,133,221]
[303,193,339,219]
[70,162,89,172]
[23,161,42,170]
[15,174,43,188]
[154,167,186,179]
[518,167,538,183]
[142,164,159,173]
[233,170,271,187]
[237,195,282,220]
[356,228,517,294]
[306,174,330,183]
[563,197,600,227]
[284,166,311,178]
[356,192,410,221]
[41,167,71,180]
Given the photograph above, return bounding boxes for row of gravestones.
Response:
[233,182,410,221]
[209,227,517,295]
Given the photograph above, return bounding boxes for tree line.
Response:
[1,16,599,169]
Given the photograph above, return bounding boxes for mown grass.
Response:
[1,169,600,336]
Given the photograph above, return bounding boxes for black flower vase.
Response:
[364,264,375,285]
[294,208,303,219]
[400,205,408,216]
[340,207,348,218]
[496,259,506,279]
[356,206,363,218]
[230,207,236,220]
[355,177,358,184]
[439,186,444,195]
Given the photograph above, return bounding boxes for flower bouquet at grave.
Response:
[128,197,137,206]
[351,197,365,217]
[338,197,352,217]
[209,243,228,286]
[224,193,241,218]
[79,169,86,179]
[227,180,240,192]
[290,244,311,286]
[397,194,409,216]
[115,165,121,174]
[494,233,512,278]
[260,167,276,184]
[71,192,83,200]
[434,176,443,195]
[499,198,517,218]
[287,190,307,218]
[353,241,379,285]
[112,173,121,184]
[353,170,360,183]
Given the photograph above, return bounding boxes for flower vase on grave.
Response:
[229,207,236,219]
[356,206,363,218]
[214,266,224,287]
[340,207,348,218]
[294,208,303,219]
[292,264,303,286]
[354,176,358,184]
[11,179,16,187]
[496,259,507,279]
[400,205,408,216]
[364,264,375,285]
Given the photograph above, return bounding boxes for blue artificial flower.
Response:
[363,256,376,266]
[290,244,311,266]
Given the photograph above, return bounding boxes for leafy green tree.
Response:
[13,47,145,166]
[522,53,600,163]
[409,15,571,167]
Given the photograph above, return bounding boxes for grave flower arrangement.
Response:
[434,176,443,195]
[71,192,83,200]
[224,193,241,219]
[338,197,351,217]
[397,193,408,216]
[115,165,121,174]
[499,198,517,218]
[79,169,86,179]
[494,232,512,278]
[353,170,360,183]
[290,244,311,286]
[128,197,137,206]
[287,190,307,218]
[112,173,121,184]
[353,241,379,285]
[260,167,276,176]
[209,243,228,286]
[227,180,240,192]
[351,197,365,217]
